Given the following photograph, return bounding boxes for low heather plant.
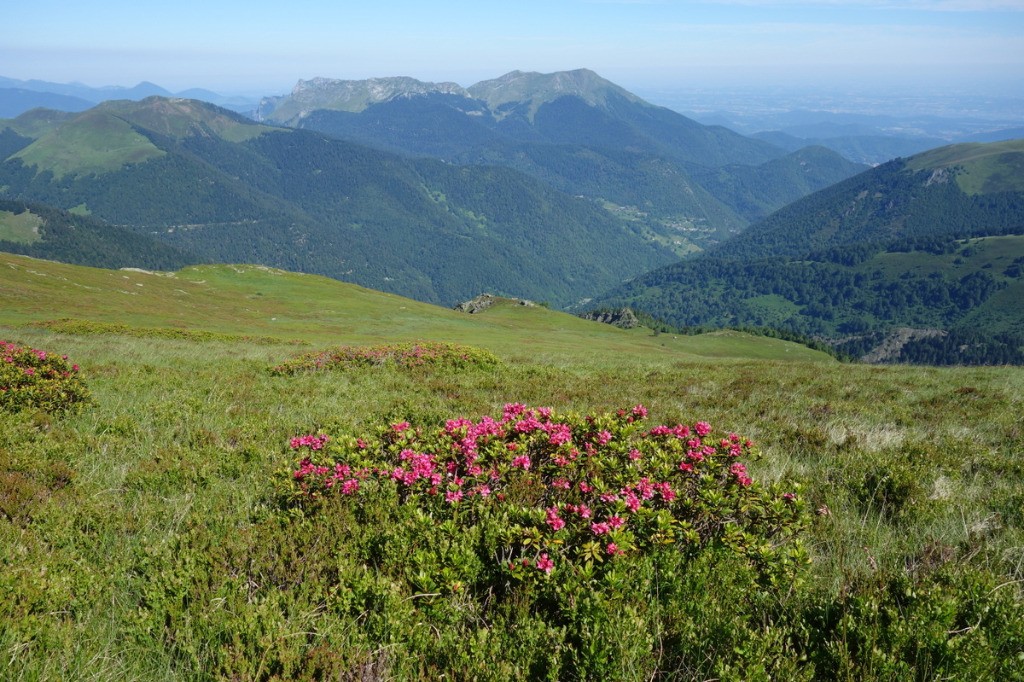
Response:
[271,341,502,375]
[0,340,89,413]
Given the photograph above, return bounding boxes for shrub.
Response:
[271,341,502,375]
[271,405,810,677]
[0,340,89,413]
[282,404,808,592]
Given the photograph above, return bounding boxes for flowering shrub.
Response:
[271,341,501,375]
[282,404,808,590]
[0,340,89,413]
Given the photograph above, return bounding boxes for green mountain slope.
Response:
[0,97,679,307]
[588,140,1024,364]
[0,251,832,363]
[716,140,1024,261]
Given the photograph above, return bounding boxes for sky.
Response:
[4,0,1023,98]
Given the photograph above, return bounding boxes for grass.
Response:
[11,109,165,178]
[905,139,1024,195]
[0,209,42,245]
[2,254,1023,680]
[0,254,832,366]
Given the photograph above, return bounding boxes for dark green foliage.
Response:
[691,145,868,223]
[801,568,1024,681]
[0,199,198,270]
[0,127,33,158]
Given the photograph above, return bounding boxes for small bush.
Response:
[37,318,302,345]
[282,404,808,592]
[269,405,810,677]
[0,340,90,413]
[271,341,502,375]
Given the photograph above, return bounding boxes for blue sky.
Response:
[4,0,1023,96]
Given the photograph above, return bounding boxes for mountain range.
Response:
[0,76,258,116]
[0,70,862,307]
[0,95,684,306]
[257,69,866,248]
[2,69,1023,364]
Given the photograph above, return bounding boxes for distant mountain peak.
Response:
[259,76,470,124]
[92,96,271,142]
[257,68,650,126]
[467,68,644,118]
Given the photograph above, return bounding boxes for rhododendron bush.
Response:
[283,404,809,594]
[0,340,89,413]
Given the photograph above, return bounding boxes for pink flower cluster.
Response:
[290,434,329,450]
[286,404,777,580]
[1,339,87,411]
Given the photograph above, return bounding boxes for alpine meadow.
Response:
[2,59,1024,681]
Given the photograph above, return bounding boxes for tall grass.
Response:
[2,323,1023,680]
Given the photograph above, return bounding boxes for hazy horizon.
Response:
[5,0,1022,100]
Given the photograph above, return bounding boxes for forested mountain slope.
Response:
[588,140,1024,364]
[0,97,679,306]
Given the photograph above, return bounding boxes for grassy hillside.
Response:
[0,253,829,364]
[2,254,1022,680]
[12,107,165,178]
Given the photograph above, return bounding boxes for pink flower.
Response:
[511,455,531,470]
[445,489,463,504]
[392,421,410,433]
[730,462,752,487]
[596,430,612,445]
[536,553,554,574]
[628,449,642,461]
[695,421,712,437]
[545,506,565,531]
[632,404,648,419]
[544,422,572,445]
[591,522,611,535]
[606,543,619,555]
[607,515,625,529]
